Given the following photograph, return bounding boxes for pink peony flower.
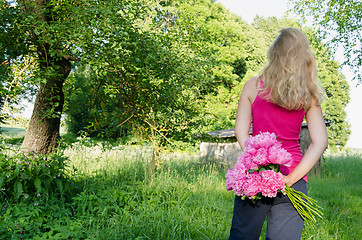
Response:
[234,162,247,171]
[226,168,247,192]
[268,145,293,167]
[252,148,269,166]
[233,178,247,196]
[243,156,258,170]
[226,132,293,200]
[243,145,257,155]
[242,172,262,198]
[245,132,278,149]
[259,170,285,198]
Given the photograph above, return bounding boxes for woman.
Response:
[229,28,328,239]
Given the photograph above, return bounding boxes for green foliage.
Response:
[64,1,220,144]
[1,140,361,239]
[290,0,362,84]
[0,0,66,105]
[319,62,351,151]
[1,0,352,151]
[146,1,262,135]
[308,30,351,151]
[0,200,86,239]
[64,65,101,137]
[0,151,72,203]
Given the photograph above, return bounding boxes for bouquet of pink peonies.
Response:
[226,132,322,225]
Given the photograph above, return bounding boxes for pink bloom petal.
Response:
[252,148,269,166]
[227,132,292,199]
[242,172,262,198]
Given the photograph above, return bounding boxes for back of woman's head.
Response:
[261,28,324,110]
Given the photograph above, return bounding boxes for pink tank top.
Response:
[252,81,307,181]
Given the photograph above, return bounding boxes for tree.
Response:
[0,0,88,154]
[311,35,351,150]
[289,0,362,84]
[1,0,161,154]
[2,0,218,160]
[1,0,352,154]
[159,1,260,134]
[65,0,251,145]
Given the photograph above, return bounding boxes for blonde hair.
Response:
[260,28,324,111]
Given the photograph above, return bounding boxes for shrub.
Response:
[0,151,72,203]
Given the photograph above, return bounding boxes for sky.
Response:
[216,0,362,149]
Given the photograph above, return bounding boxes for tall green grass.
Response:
[302,154,362,239]
[62,141,232,239]
[0,137,361,239]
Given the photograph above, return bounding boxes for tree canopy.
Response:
[0,0,351,152]
[289,0,362,84]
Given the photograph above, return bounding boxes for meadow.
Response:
[0,128,361,239]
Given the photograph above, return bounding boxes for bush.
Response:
[0,151,73,203]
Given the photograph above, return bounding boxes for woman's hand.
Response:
[283,175,294,187]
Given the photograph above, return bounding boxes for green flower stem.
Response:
[285,186,323,227]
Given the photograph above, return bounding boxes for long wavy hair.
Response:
[260,28,324,111]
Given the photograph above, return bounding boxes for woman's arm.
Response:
[234,78,258,150]
[284,99,328,186]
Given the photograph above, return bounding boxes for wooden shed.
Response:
[200,123,327,177]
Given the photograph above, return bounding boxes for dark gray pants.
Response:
[228,179,308,240]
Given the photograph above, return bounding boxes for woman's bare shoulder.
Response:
[242,76,260,95]
[244,76,260,88]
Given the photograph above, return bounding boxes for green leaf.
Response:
[55,179,63,193]
[14,181,22,199]
[34,177,42,193]
[0,174,4,188]
[15,164,21,177]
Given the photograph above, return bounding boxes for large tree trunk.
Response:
[19,0,73,154]
[21,57,71,154]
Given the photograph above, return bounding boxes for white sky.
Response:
[217,0,362,149]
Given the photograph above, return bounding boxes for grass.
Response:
[0,126,26,137]
[0,129,361,239]
[302,154,362,239]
